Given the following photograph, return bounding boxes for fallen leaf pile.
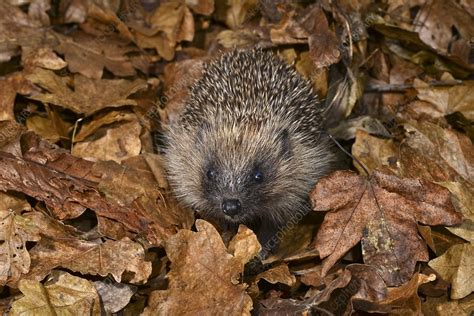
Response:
[0,0,472,315]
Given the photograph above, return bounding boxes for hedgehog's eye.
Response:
[207,169,217,181]
[253,171,264,183]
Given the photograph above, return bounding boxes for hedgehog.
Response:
[164,48,337,249]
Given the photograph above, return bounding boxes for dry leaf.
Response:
[26,0,51,26]
[0,2,49,63]
[133,1,194,60]
[353,122,474,182]
[413,79,474,120]
[11,271,101,315]
[429,243,474,299]
[74,111,137,142]
[228,224,261,269]
[225,0,258,29]
[0,73,37,121]
[414,0,474,68]
[22,47,66,71]
[311,170,462,286]
[259,268,354,315]
[437,181,474,243]
[330,116,391,141]
[346,264,387,311]
[358,273,436,314]
[422,294,474,316]
[26,68,147,115]
[72,120,142,163]
[26,115,62,143]
[4,210,153,285]
[253,263,296,288]
[353,125,474,244]
[85,2,134,41]
[28,235,152,285]
[306,6,341,68]
[55,32,137,79]
[1,0,473,312]
[352,129,399,175]
[0,131,189,245]
[185,0,214,15]
[95,280,136,314]
[0,210,40,287]
[142,220,256,315]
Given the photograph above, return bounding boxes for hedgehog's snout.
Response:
[222,198,241,217]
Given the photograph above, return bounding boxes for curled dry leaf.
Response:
[142,220,257,316]
[253,263,296,288]
[161,57,205,124]
[260,264,387,315]
[72,120,142,163]
[215,29,265,49]
[26,0,51,26]
[293,265,325,287]
[29,235,153,285]
[372,0,474,70]
[94,155,194,240]
[429,243,474,299]
[12,210,153,285]
[311,170,462,286]
[345,264,387,312]
[329,116,391,141]
[259,268,354,315]
[0,131,190,246]
[228,224,261,268]
[10,271,101,316]
[0,73,37,121]
[0,150,147,234]
[358,273,436,314]
[351,129,400,175]
[262,212,319,265]
[22,47,66,72]
[73,111,138,142]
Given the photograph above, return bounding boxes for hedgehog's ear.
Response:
[278,129,292,158]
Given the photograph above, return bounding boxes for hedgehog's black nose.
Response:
[222,199,241,216]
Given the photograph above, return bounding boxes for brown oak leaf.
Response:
[142,220,258,315]
[311,170,462,286]
[10,271,101,316]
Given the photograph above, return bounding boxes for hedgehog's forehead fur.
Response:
[164,48,336,226]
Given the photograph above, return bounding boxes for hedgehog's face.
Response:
[188,122,308,227]
[200,155,276,226]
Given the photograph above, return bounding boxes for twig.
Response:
[365,80,463,93]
